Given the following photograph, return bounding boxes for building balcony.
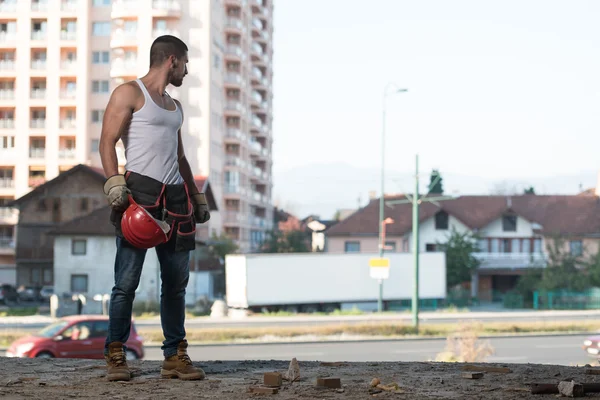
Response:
[31,31,47,41]
[58,148,76,159]
[31,60,47,70]
[472,252,546,270]
[0,90,14,101]
[31,2,48,12]
[111,0,139,18]
[111,59,137,78]
[29,148,45,159]
[30,119,45,129]
[111,31,138,48]
[225,45,244,60]
[152,0,181,17]
[224,185,248,196]
[225,101,245,115]
[225,128,246,142]
[0,207,17,225]
[61,0,78,12]
[0,33,16,44]
[60,89,76,100]
[0,119,14,129]
[248,140,261,154]
[60,60,77,71]
[30,89,46,99]
[60,119,76,129]
[224,73,243,86]
[224,211,243,224]
[60,31,77,41]
[0,2,16,12]
[0,60,14,72]
[225,155,247,169]
[0,178,14,188]
[225,18,244,33]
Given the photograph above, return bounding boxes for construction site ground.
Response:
[1,357,600,399]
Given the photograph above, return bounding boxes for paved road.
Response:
[5,310,600,331]
[142,334,595,366]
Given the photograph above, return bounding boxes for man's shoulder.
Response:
[115,80,142,96]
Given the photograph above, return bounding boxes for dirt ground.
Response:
[1,357,600,399]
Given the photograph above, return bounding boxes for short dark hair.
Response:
[149,35,188,67]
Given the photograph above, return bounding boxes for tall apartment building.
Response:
[0,0,274,281]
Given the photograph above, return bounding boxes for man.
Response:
[99,35,210,382]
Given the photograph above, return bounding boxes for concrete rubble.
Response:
[1,357,600,399]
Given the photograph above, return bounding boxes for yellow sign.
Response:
[369,258,390,268]
[369,258,390,280]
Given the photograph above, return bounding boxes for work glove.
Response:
[103,175,131,212]
[191,193,210,223]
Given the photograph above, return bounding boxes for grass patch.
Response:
[134,319,600,344]
[0,307,39,317]
[0,319,598,348]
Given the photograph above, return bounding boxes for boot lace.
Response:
[110,351,127,367]
[178,352,193,366]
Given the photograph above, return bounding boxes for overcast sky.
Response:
[270,0,600,217]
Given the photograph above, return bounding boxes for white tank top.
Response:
[121,79,184,185]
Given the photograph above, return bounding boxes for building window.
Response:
[478,239,488,252]
[91,139,99,153]
[72,239,87,255]
[426,243,437,252]
[435,211,448,230]
[384,241,396,252]
[92,51,109,64]
[71,274,88,293]
[570,240,583,257]
[92,80,109,93]
[91,109,104,123]
[0,135,14,149]
[502,215,517,232]
[93,0,111,6]
[92,22,111,36]
[344,241,360,253]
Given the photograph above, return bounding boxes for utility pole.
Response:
[378,83,407,313]
[386,154,453,332]
[412,154,419,329]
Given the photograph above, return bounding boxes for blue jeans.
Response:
[104,236,190,358]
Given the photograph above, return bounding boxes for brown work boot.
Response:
[161,340,205,380]
[105,342,131,382]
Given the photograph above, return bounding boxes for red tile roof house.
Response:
[324,192,600,303]
[8,164,220,307]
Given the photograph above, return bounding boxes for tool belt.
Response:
[110,170,196,252]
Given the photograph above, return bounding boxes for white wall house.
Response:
[326,194,600,303]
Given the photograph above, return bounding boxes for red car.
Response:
[5,315,144,360]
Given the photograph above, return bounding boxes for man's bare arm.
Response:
[174,99,200,195]
[99,84,137,178]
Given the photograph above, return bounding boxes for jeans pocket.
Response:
[175,220,196,252]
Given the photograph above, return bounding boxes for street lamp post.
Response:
[378,84,407,312]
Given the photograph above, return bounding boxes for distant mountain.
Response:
[272,163,599,220]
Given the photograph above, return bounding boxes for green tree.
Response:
[208,232,239,261]
[436,227,481,289]
[523,186,536,195]
[429,169,443,194]
[539,236,589,291]
[261,229,310,253]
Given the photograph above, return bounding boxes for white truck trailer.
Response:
[225,252,446,313]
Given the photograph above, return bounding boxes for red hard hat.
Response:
[120,196,170,249]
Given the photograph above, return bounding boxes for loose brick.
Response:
[462,372,484,380]
[263,372,282,387]
[248,386,279,394]
[316,377,342,389]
